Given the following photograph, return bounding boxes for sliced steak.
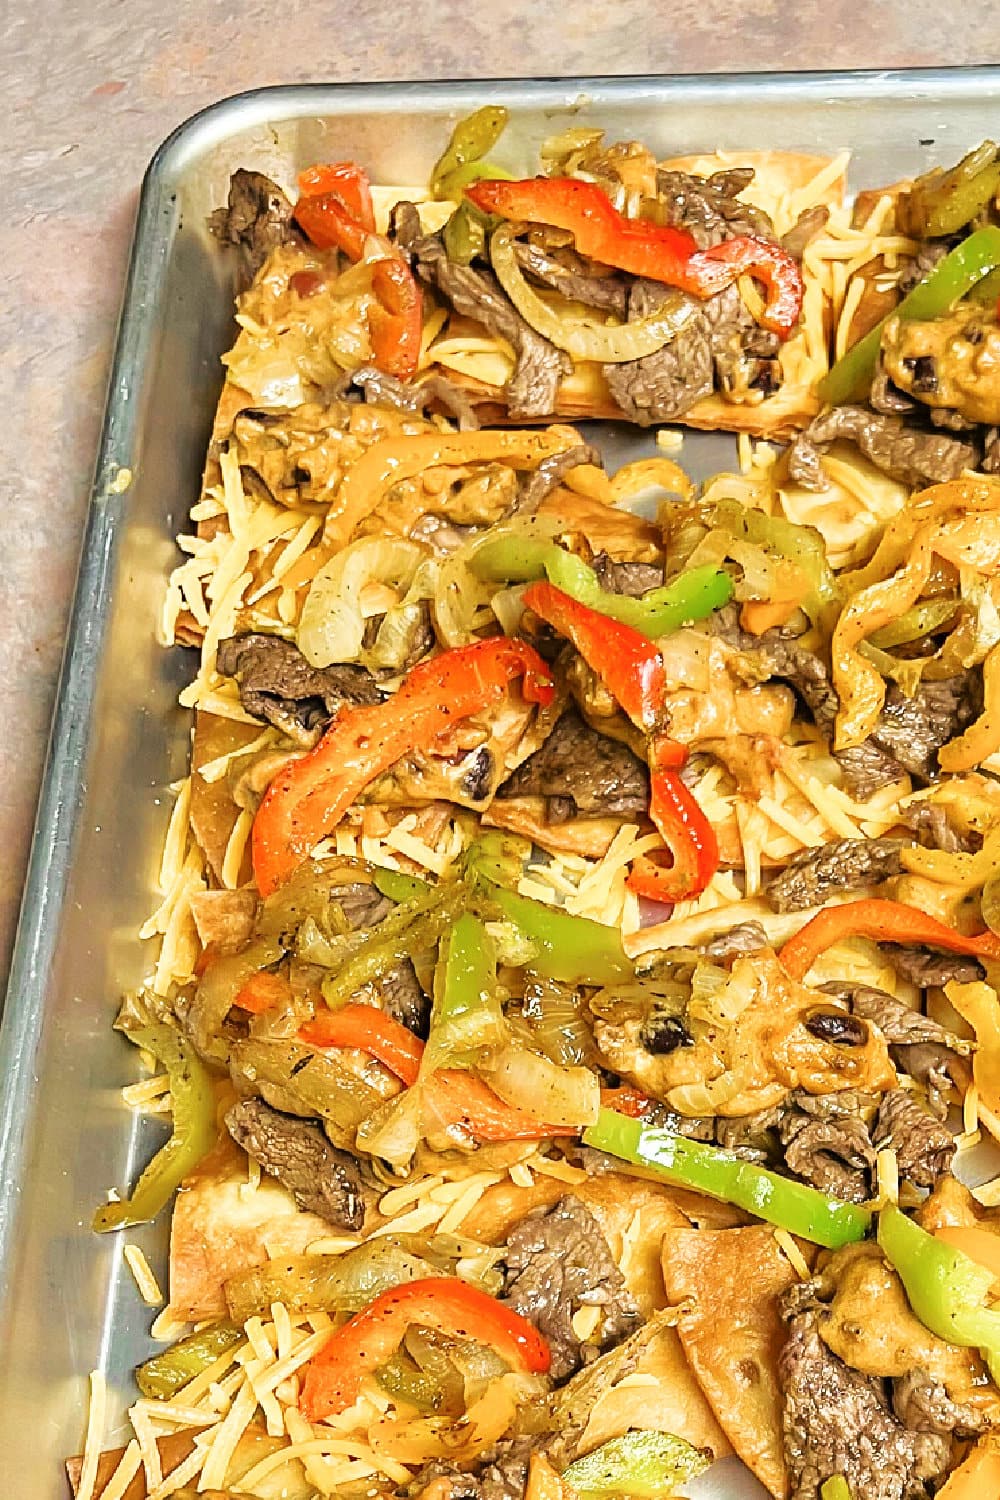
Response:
[701,920,769,961]
[502,1195,640,1379]
[515,444,603,515]
[590,554,665,597]
[787,406,977,491]
[872,1088,956,1188]
[779,1092,878,1204]
[902,802,971,853]
[656,166,774,248]
[225,1098,366,1230]
[514,241,628,316]
[331,880,395,932]
[216,633,381,746]
[351,364,479,429]
[209,169,301,286]
[881,945,985,988]
[766,837,906,912]
[872,677,979,782]
[496,711,649,818]
[779,1296,950,1500]
[603,286,713,425]
[826,982,971,1120]
[892,1367,989,1438]
[404,224,570,419]
[378,959,430,1039]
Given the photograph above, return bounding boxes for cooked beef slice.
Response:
[767,837,906,912]
[881,945,985,988]
[496,711,649,818]
[514,241,628,316]
[350,364,479,429]
[787,405,978,491]
[823,982,970,1120]
[330,880,395,932]
[892,1367,989,1438]
[655,166,774,248]
[781,1115,877,1203]
[412,1438,540,1500]
[515,444,604,515]
[397,215,570,419]
[902,801,972,853]
[872,1088,956,1188]
[778,1092,879,1204]
[377,959,430,1039]
[701,920,769,961]
[216,634,381,746]
[871,676,979,782]
[225,1098,366,1229]
[590,553,665,596]
[502,1195,640,1379]
[779,1298,950,1500]
[603,277,781,425]
[209,169,301,286]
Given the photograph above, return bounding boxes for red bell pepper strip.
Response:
[234,971,294,1015]
[301,1276,551,1419]
[252,638,553,897]
[294,161,376,261]
[369,258,423,380]
[522,580,664,732]
[627,738,719,904]
[300,1005,576,1142]
[466,177,804,338]
[299,1004,423,1085]
[780,899,1000,981]
[523,583,718,901]
[423,1069,579,1143]
[298,162,375,230]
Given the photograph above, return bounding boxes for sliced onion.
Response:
[298,538,425,666]
[485,1043,599,1127]
[489,223,694,364]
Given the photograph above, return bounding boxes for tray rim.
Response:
[4,59,1000,1277]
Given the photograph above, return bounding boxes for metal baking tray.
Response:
[4,69,1000,1497]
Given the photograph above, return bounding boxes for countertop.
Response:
[2,3,998,988]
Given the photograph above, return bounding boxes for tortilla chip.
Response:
[482,799,626,859]
[580,1324,733,1462]
[67,1425,306,1499]
[189,711,261,881]
[661,1225,804,1500]
[168,1138,347,1320]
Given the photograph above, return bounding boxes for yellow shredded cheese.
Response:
[123,1243,164,1306]
[773,1228,811,1281]
[75,1370,107,1500]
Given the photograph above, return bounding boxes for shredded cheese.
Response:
[773,1228,811,1281]
[123,1243,164,1306]
[75,1370,107,1500]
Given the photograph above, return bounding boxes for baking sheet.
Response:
[3,69,1000,1496]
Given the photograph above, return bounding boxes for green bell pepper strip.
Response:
[470,536,733,640]
[425,911,505,1069]
[136,1321,242,1399]
[320,881,466,1009]
[467,833,633,986]
[437,159,514,199]
[899,143,1000,239]
[710,497,840,623]
[431,106,510,199]
[878,1203,1000,1382]
[93,1025,218,1232]
[583,1108,871,1249]
[819,225,1000,405]
[443,201,495,265]
[819,1480,853,1500]
[561,1431,711,1496]
[373,867,432,904]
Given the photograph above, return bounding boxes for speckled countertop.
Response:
[2,5,998,988]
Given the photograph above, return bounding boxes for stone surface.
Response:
[2,4,998,988]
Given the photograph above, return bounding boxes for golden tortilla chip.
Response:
[661,1225,805,1500]
[580,1323,733,1462]
[168,1139,345,1320]
[189,711,262,881]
